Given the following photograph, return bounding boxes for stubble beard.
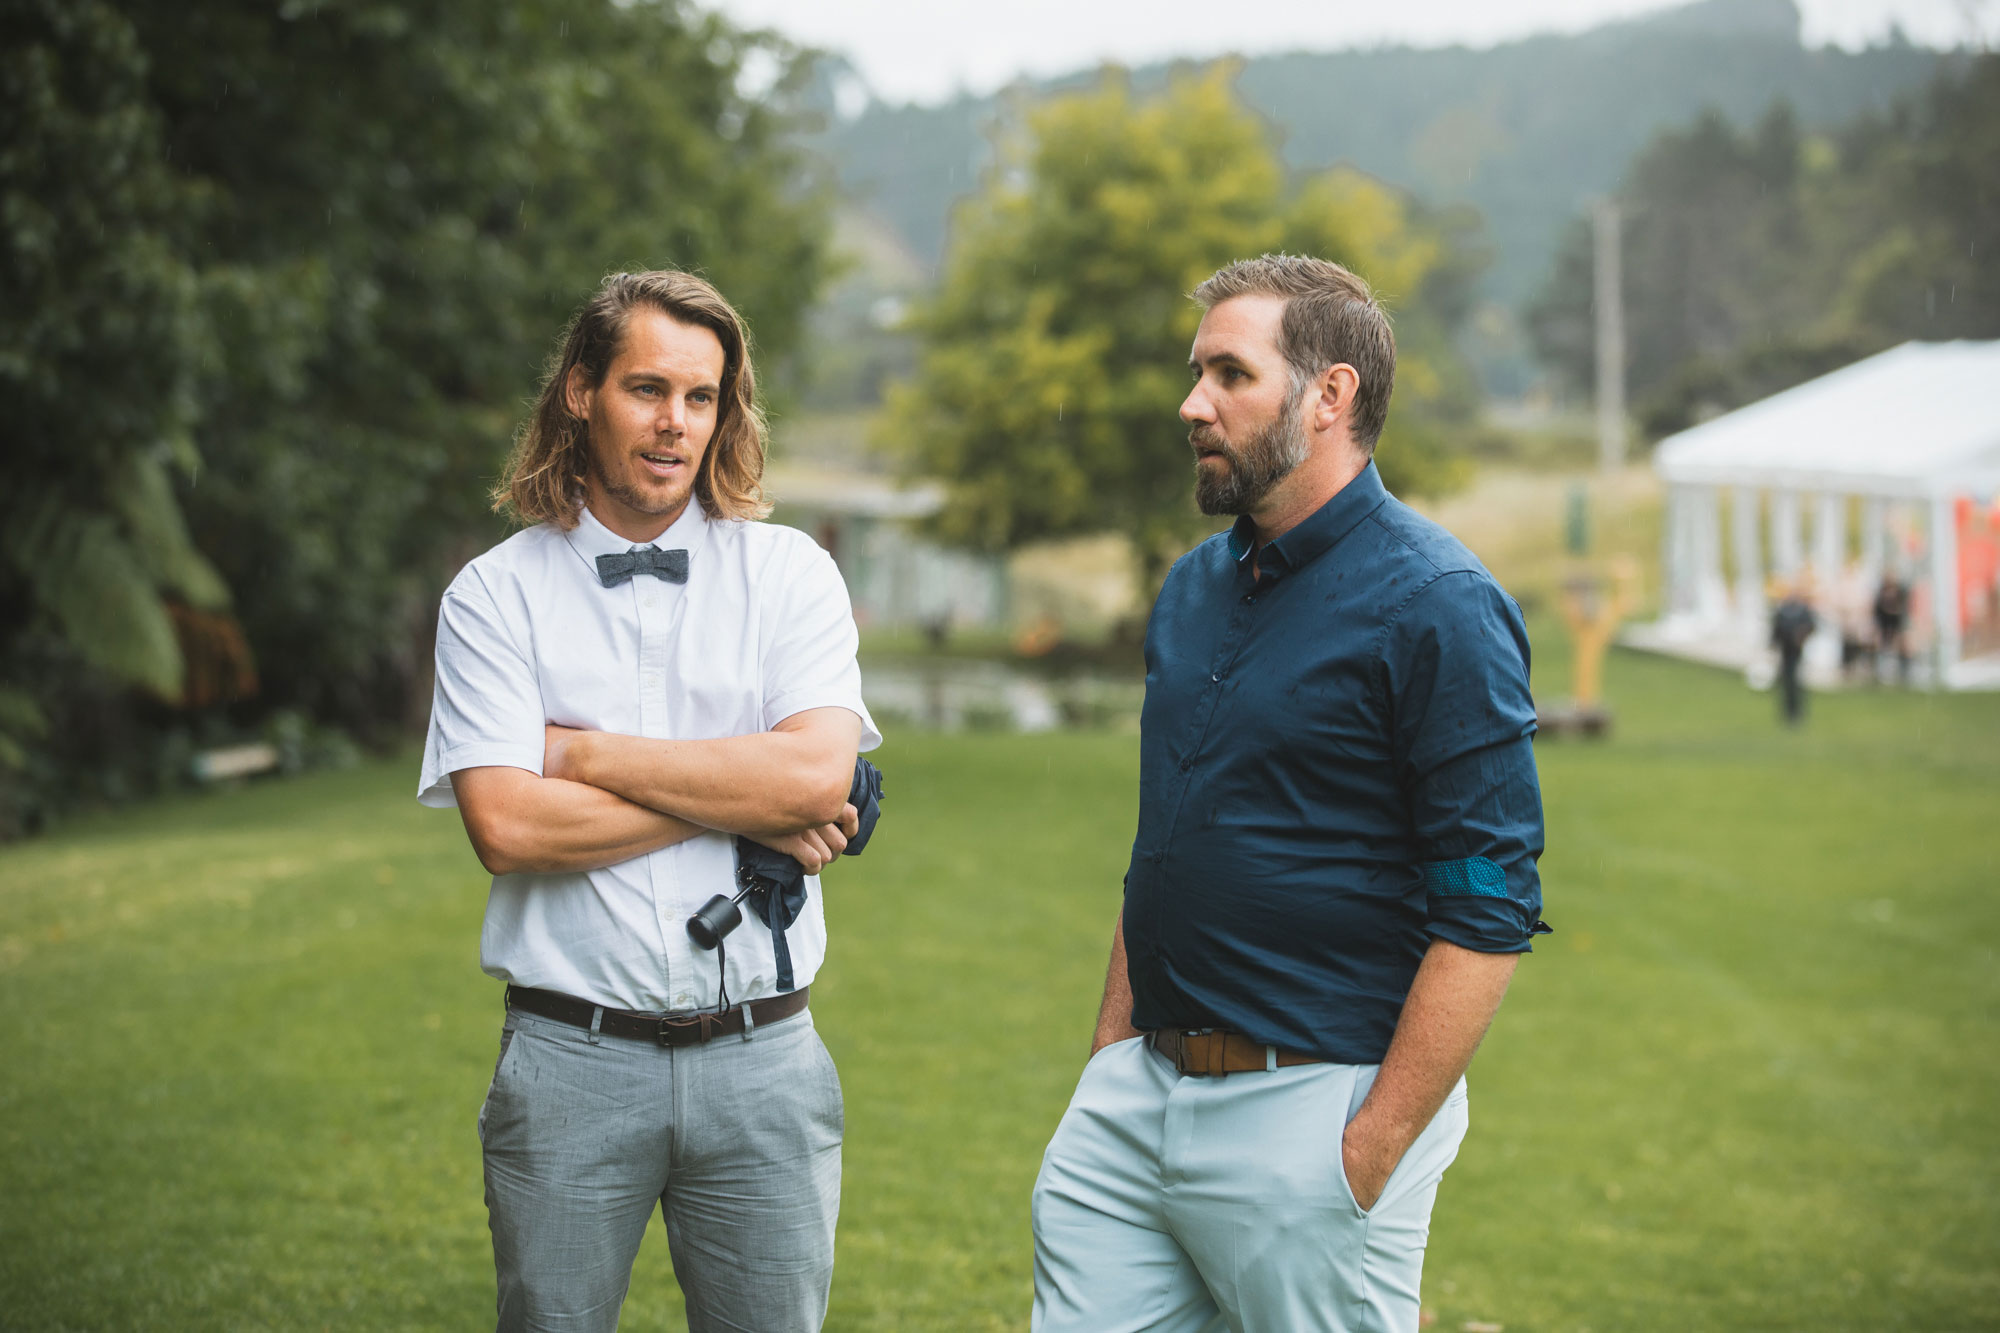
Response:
[1191,386,1310,516]
[589,436,694,520]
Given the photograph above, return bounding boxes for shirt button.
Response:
[1243,593,1255,604]
[1211,672,1222,682]
[1179,758,1193,772]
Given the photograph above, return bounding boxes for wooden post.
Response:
[1594,200,1626,475]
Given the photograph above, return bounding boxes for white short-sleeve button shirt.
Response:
[418,501,881,1013]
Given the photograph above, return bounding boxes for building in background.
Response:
[765,456,1005,637]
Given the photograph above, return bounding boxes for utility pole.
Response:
[1953,0,1992,53]
[1593,199,1625,474]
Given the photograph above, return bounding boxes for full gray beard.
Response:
[1192,389,1309,516]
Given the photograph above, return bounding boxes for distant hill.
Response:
[806,0,1949,321]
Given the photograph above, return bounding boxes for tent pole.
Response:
[1929,491,1961,689]
[1809,491,1846,675]
[1661,486,1682,616]
[1732,486,1764,640]
[1694,486,1728,623]
[1771,490,1804,581]
[1860,497,1886,589]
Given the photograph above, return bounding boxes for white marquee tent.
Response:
[1630,340,2000,689]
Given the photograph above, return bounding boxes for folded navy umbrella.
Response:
[725,756,884,992]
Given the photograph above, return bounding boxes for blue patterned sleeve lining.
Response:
[1423,856,1509,899]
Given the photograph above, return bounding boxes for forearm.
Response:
[453,766,702,875]
[557,713,857,838]
[1343,939,1518,1194]
[1090,912,1143,1056]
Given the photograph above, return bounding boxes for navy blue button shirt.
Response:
[1123,462,1547,1065]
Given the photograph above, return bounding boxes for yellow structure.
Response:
[1559,557,1639,712]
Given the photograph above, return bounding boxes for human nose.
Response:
[656,395,686,437]
[1179,379,1212,426]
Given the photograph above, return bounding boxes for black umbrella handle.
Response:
[686,881,754,951]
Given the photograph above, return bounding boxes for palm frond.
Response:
[0,686,48,771]
[3,499,184,698]
[109,449,231,611]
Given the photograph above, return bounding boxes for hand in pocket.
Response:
[1340,1124,1398,1213]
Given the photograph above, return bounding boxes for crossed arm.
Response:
[1088,912,1516,1212]
[452,707,864,876]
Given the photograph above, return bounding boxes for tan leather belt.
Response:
[1150,1028,1322,1076]
[506,985,809,1047]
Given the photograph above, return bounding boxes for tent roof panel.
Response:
[1654,341,2000,490]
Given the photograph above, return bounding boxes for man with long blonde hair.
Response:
[418,270,878,1332]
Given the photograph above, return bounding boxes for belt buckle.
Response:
[656,1014,715,1047]
[1176,1028,1215,1076]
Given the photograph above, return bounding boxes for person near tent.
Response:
[1770,581,1817,725]
[1836,563,1875,682]
[1872,574,1912,684]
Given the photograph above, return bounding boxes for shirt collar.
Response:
[1227,461,1389,582]
[563,498,710,572]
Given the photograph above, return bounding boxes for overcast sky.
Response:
[699,0,1995,105]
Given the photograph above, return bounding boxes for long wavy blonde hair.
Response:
[494,270,772,528]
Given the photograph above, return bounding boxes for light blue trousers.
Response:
[478,1003,843,1333]
[1031,1037,1469,1333]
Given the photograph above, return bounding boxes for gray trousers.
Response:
[478,1002,843,1332]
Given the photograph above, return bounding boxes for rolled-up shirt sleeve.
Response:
[1384,572,1548,952]
[762,540,882,752]
[416,571,545,808]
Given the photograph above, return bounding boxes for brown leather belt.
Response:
[506,985,809,1047]
[1151,1028,1322,1076]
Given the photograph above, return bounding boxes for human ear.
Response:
[1315,364,1360,432]
[563,364,593,420]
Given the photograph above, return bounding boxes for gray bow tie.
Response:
[596,546,690,588]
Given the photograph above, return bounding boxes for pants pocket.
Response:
[1339,1075,1470,1221]
[476,1017,524,1146]
[808,1025,845,1140]
[1331,1065,1377,1219]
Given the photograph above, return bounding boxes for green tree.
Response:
[1,0,832,828]
[1817,53,2000,346]
[1530,55,2000,437]
[0,0,232,766]
[1528,105,1828,419]
[878,67,1483,585]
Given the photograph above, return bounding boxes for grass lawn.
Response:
[3,644,1997,1330]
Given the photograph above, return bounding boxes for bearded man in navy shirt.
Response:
[1031,255,1548,1333]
